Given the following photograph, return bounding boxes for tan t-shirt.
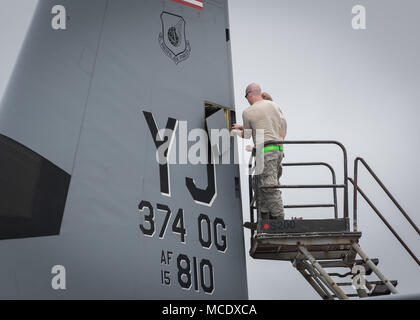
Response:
[242,100,287,147]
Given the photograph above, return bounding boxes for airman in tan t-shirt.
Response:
[232,83,286,220]
[242,99,287,148]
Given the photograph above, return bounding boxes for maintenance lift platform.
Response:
[245,141,420,300]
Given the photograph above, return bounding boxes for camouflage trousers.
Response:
[252,150,285,219]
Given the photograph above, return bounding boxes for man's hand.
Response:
[232,124,243,131]
[231,124,244,138]
[230,129,243,137]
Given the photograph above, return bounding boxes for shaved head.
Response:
[245,83,262,96]
[245,83,263,105]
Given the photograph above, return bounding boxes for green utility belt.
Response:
[261,145,284,152]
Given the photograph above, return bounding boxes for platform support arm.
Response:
[299,246,349,300]
[351,242,398,295]
[297,260,335,300]
[296,267,333,300]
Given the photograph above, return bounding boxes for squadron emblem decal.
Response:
[159,12,191,65]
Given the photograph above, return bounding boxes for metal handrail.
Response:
[263,184,344,189]
[283,162,338,219]
[248,140,349,229]
[252,162,339,217]
[348,178,420,266]
[262,140,349,219]
[353,157,420,235]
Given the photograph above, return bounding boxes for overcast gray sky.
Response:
[0,0,419,299]
[228,0,420,299]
